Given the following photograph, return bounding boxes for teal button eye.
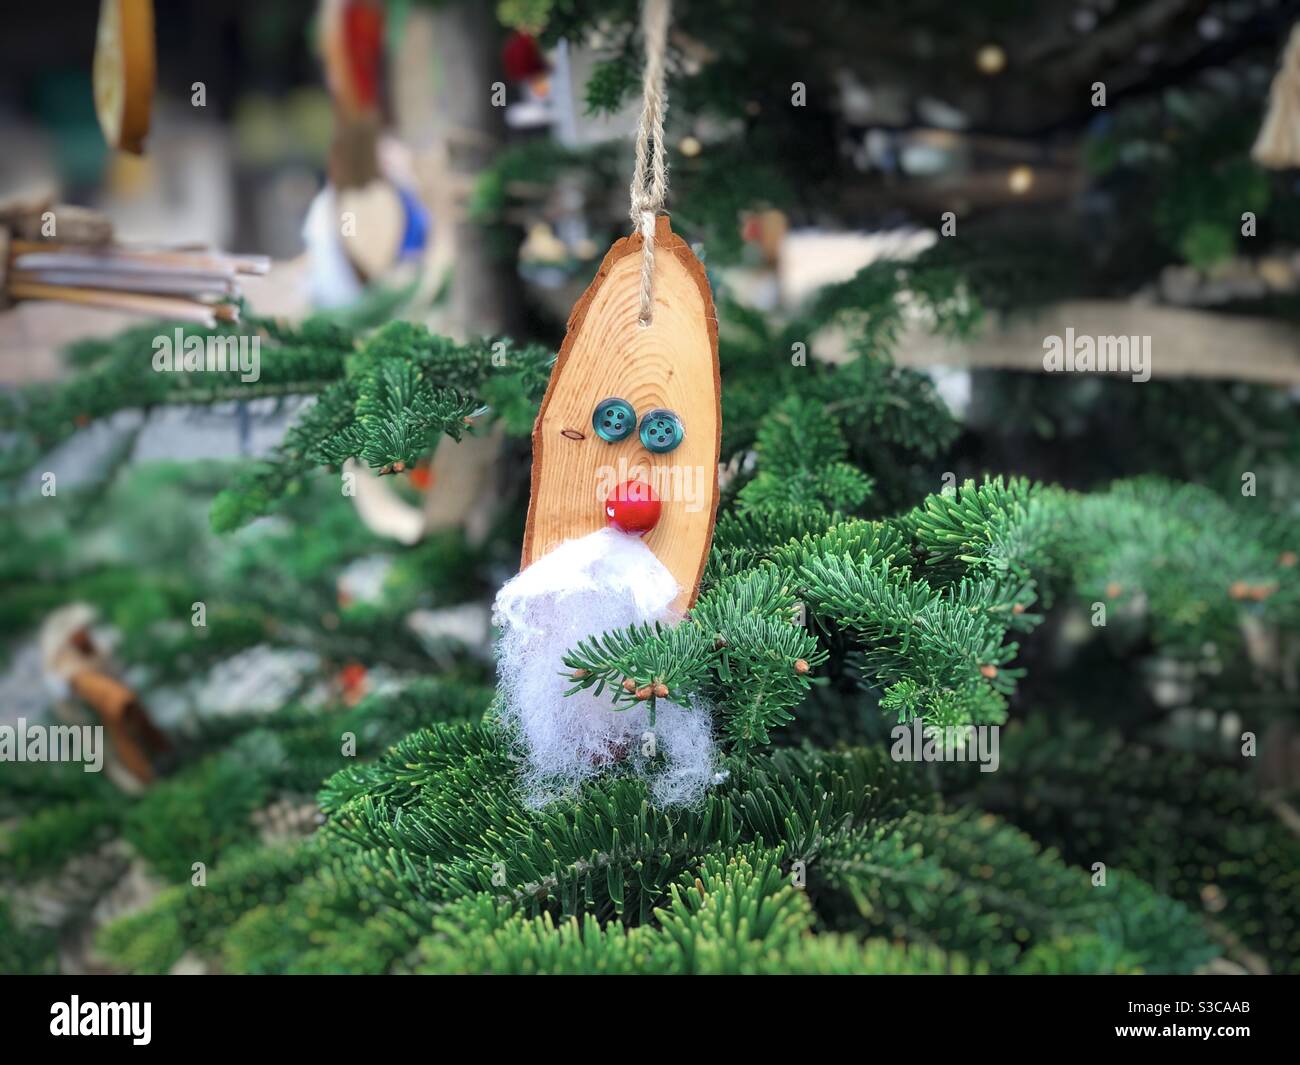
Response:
[639,409,684,453]
[593,398,636,442]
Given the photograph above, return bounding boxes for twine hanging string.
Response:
[629,0,672,326]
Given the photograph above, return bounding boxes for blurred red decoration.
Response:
[343,0,385,109]
[502,31,548,82]
[408,463,434,492]
[339,661,368,704]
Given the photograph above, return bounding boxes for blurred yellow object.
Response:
[519,221,568,264]
[1257,256,1296,290]
[93,0,155,155]
[1008,165,1035,194]
[976,44,1006,75]
[105,149,154,197]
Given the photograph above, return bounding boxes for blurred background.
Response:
[0,0,1298,975]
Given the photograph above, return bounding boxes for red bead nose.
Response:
[605,479,661,535]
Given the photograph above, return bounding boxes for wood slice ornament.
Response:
[70,669,170,786]
[521,215,720,613]
[93,0,155,155]
[344,423,505,546]
[40,604,170,791]
[317,0,415,282]
[337,179,406,280]
[1253,23,1300,169]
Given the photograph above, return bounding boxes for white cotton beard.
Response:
[494,527,717,809]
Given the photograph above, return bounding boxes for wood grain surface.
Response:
[93,0,155,155]
[521,216,720,611]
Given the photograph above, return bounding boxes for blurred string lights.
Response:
[975,43,1007,76]
[841,0,1294,212]
[1008,164,1036,195]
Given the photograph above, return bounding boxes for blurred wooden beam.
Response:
[891,300,1300,386]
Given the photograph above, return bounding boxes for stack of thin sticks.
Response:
[3,240,267,328]
[0,195,267,328]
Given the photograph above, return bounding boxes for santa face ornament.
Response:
[494,217,721,808]
[521,216,720,613]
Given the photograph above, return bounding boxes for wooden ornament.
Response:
[320,0,386,121]
[70,668,170,787]
[93,0,155,155]
[41,607,170,789]
[346,457,425,544]
[337,179,406,280]
[345,424,505,546]
[70,669,139,726]
[328,115,382,190]
[419,425,504,543]
[521,215,720,613]
[1253,24,1300,170]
